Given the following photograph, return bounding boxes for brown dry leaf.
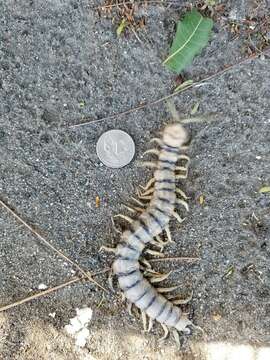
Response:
[95,196,101,208]
[212,313,222,321]
[199,195,205,205]
[259,186,270,193]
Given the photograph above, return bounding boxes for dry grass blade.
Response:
[96,0,179,10]
[148,256,201,263]
[0,198,108,293]
[0,268,110,313]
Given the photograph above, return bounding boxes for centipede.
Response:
[102,122,195,345]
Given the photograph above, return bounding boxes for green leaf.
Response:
[117,19,127,37]
[190,101,200,115]
[163,10,213,73]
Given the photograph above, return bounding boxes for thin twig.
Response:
[0,268,110,313]
[95,0,179,10]
[69,49,269,129]
[0,198,108,293]
[149,256,201,263]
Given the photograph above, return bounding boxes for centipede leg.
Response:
[141,310,148,332]
[159,324,169,341]
[140,177,155,191]
[140,258,152,269]
[123,204,144,214]
[145,249,165,257]
[143,148,159,156]
[150,271,172,283]
[138,161,157,169]
[131,197,146,207]
[164,225,174,243]
[172,329,181,349]
[157,284,181,293]
[175,198,189,211]
[147,318,154,332]
[127,301,134,316]
[176,173,188,180]
[140,266,161,277]
[167,291,193,305]
[177,154,190,164]
[138,186,154,197]
[99,245,116,253]
[156,234,170,247]
[114,214,134,224]
[138,194,152,201]
[150,238,164,250]
[150,137,162,146]
[172,211,185,224]
[111,216,122,234]
[189,323,205,335]
[175,166,187,172]
[175,187,189,200]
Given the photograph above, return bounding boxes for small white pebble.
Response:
[49,312,56,318]
[65,307,93,348]
[38,283,48,290]
[256,156,262,160]
[75,328,90,348]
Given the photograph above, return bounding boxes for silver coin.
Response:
[96,129,135,168]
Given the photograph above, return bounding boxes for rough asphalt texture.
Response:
[0,1,270,359]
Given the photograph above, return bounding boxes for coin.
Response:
[96,129,135,168]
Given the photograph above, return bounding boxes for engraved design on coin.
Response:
[96,130,135,168]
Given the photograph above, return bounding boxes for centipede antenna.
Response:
[166,99,181,123]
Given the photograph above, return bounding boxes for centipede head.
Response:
[163,123,188,148]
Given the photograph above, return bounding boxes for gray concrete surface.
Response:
[0,1,270,359]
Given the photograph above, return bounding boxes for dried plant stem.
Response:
[0,199,108,293]
[95,0,178,10]
[69,49,269,129]
[149,256,201,263]
[0,268,110,313]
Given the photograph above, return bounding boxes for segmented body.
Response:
[112,123,192,333]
